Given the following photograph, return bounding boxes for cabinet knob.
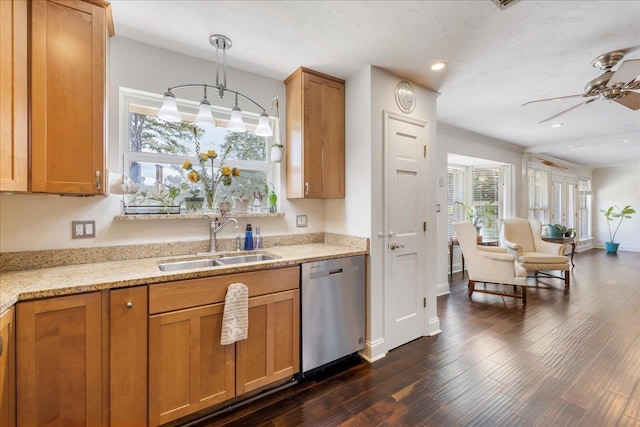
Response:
[96,171,101,190]
[305,182,309,196]
[126,302,133,308]
[389,242,405,250]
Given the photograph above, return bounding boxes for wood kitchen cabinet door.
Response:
[17,292,103,427]
[236,289,300,395]
[148,302,235,426]
[110,286,148,427]
[285,67,345,199]
[0,0,28,193]
[30,0,108,195]
[0,307,16,427]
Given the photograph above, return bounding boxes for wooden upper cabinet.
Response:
[17,292,103,427]
[0,0,29,193]
[285,67,345,199]
[0,307,16,427]
[30,0,108,195]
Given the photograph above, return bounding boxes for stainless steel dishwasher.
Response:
[301,255,365,373]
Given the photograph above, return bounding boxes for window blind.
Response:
[528,167,550,222]
[447,167,465,240]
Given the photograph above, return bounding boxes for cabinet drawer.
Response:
[149,267,299,315]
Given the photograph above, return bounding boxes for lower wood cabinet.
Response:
[148,266,300,426]
[12,266,300,427]
[148,302,235,426]
[110,286,148,427]
[0,307,16,427]
[16,292,104,427]
[236,290,299,395]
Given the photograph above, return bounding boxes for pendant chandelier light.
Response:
[157,34,273,137]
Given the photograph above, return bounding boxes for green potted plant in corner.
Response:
[600,205,636,253]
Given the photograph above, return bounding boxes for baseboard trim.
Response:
[361,338,386,363]
[436,281,450,296]
[426,316,441,336]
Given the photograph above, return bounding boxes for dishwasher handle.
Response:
[308,264,360,280]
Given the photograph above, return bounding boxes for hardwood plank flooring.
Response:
[195,249,640,426]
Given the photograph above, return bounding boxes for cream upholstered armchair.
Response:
[500,218,570,287]
[453,222,528,305]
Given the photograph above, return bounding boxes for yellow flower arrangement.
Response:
[182,144,240,211]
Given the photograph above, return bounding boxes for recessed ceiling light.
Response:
[551,123,563,128]
[566,145,575,149]
[431,62,447,71]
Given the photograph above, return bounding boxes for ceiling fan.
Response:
[523,51,640,124]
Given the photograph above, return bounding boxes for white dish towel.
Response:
[220,283,249,345]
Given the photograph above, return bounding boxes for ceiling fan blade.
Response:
[607,59,640,88]
[522,93,590,106]
[537,97,599,124]
[614,91,640,110]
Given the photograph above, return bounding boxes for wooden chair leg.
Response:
[565,270,570,287]
[522,286,527,305]
[468,280,475,297]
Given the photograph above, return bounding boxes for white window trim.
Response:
[118,87,278,196]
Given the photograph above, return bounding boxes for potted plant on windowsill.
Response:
[599,205,636,253]
[455,201,497,241]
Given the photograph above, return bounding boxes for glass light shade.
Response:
[227,106,246,132]
[158,94,181,122]
[255,112,273,137]
[194,101,215,127]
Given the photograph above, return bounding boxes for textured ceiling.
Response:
[110,0,640,169]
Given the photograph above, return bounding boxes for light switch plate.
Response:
[296,215,308,227]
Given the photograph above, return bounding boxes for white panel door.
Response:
[384,112,427,351]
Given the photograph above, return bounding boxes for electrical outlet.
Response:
[296,215,308,227]
[72,221,96,239]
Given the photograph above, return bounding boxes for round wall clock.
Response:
[395,81,416,114]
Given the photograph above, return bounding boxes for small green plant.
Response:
[544,223,575,238]
[455,201,497,228]
[600,205,636,243]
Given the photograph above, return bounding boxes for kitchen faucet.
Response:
[206,217,238,253]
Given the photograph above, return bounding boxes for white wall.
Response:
[324,66,372,238]
[0,37,326,253]
[364,66,439,362]
[593,165,640,252]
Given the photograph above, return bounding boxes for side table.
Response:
[449,238,499,281]
[542,236,576,268]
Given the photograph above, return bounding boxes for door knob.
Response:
[389,243,405,250]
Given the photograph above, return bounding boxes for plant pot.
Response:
[184,197,204,213]
[270,146,284,163]
[605,242,620,253]
[546,225,565,238]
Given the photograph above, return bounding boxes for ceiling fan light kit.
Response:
[524,51,640,124]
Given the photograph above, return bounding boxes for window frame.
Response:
[119,87,277,204]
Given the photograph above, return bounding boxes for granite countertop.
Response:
[0,243,367,314]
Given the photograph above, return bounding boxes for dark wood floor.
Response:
[197,249,640,427]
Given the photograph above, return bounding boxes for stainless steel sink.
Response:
[216,254,276,265]
[158,258,223,271]
[158,253,276,271]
